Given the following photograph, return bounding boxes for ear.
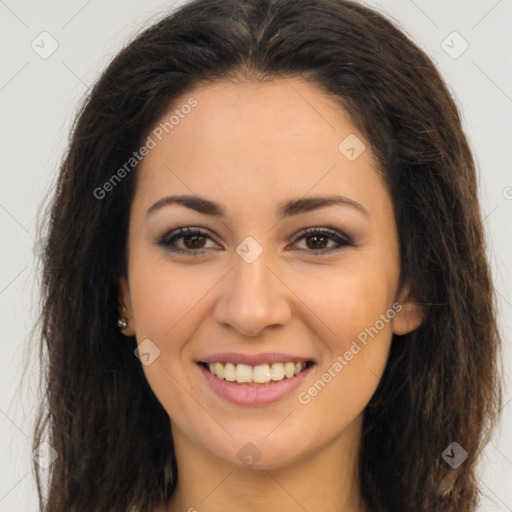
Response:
[118,275,136,336]
[392,281,423,336]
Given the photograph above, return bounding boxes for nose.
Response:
[212,247,292,338]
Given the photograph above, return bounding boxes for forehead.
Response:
[134,77,389,220]
[150,77,364,154]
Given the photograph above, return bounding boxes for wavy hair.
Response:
[32,0,503,510]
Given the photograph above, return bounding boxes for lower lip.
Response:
[197,363,314,406]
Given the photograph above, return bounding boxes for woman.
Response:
[33,0,503,511]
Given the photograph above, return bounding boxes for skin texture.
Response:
[119,78,422,512]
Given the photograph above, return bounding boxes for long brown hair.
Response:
[32,0,503,510]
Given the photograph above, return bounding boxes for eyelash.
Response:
[157,226,354,257]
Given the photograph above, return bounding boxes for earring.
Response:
[117,317,128,330]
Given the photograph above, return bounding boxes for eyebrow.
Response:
[146,194,369,218]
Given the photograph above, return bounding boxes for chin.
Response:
[206,435,307,471]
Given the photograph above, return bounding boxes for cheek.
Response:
[299,262,396,342]
[128,251,216,341]
[127,255,205,420]
[295,262,396,401]
[294,291,394,437]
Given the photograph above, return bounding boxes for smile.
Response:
[196,356,316,406]
[200,361,314,385]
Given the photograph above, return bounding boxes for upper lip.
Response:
[197,352,316,366]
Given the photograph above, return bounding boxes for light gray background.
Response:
[1,0,511,510]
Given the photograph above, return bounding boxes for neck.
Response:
[165,415,367,512]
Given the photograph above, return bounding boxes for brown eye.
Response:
[158,227,217,255]
[304,233,329,250]
[158,226,353,257]
[182,233,207,249]
[292,227,353,255]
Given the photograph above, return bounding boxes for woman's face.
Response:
[120,78,421,470]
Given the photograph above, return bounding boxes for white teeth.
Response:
[214,362,224,379]
[224,362,236,381]
[284,362,295,379]
[205,361,309,384]
[270,363,285,381]
[235,364,253,383]
[253,364,271,383]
